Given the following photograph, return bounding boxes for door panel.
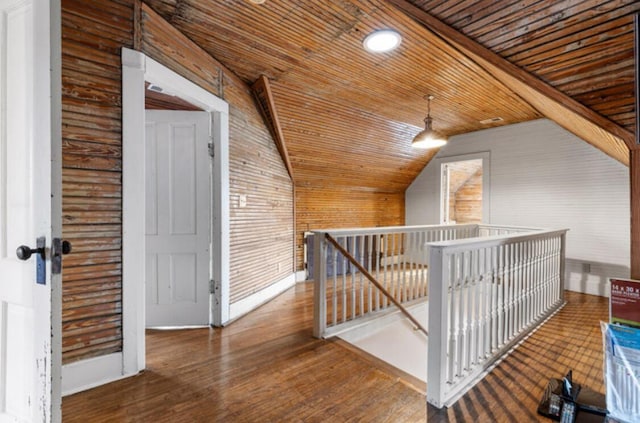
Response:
[145,111,210,327]
[0,0,53,420]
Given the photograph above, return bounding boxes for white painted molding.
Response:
[122,48,147,377]
[564,259,629,297]
[295,270,307,282]
[228,273,296,322]
[212,110,231,326]
[144,54,228,114]
[433,152,491,224]
[121,47,144,70]
[61,353,132,396]
[121,48,230,380]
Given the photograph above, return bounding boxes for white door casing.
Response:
[435,152,491,225]
[145,110,210,327]
[0,0,60,421]
[118,48,229,384]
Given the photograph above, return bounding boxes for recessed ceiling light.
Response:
[363,29,402,53]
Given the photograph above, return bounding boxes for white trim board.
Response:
[228,273,296,322]
[433,152,491,224]
[62,353,125,396]
[122,47,230,367]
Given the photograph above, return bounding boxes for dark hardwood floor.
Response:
[62,283,608,422]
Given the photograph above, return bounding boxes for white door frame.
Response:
[122,48,230,371]
[61,48,230,395]
[435,152,491,224]
[0,0,61,419]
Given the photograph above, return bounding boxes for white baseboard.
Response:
[62,352,136,396]
[564,259,629,297]
[228,273,296,322]
[295,270,307,282]
[565,274,609,297]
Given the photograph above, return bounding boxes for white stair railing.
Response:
[427,229,567,407]
[313,224,478,338]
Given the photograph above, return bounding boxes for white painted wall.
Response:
[406,119,630,296]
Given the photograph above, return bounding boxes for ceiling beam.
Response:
[389,0,634,165]
[252,75,295,181]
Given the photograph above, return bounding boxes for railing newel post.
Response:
[313,231,327,338]
[427,244,448,408]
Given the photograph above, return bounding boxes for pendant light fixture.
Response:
[411,94,447,149]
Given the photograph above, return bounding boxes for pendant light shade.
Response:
[412,95,447,149]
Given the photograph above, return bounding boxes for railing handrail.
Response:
[313,223,547,238]
[477,223,543,231]
[313,223,479,237]
[427,228,569,251]
[324,233,428,337]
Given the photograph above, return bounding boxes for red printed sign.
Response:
[610,278,640,328]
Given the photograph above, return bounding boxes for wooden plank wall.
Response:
[60,0,293,364]
[139,3,294,304]
[295,187,405,272]
[61,0,133,364]
[454,169,482,223]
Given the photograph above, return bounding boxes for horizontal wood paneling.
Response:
[142,0,635,195]
[61,0,132,364]
[453,170,482,224]
[140,4,294,304]
[143,0,543,195]
[413,0,639,135]
[145,82,201,110]
[295,187,405,271]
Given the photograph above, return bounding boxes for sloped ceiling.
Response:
[143,0,638,192]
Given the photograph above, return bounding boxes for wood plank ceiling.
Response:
[143,0,639,193]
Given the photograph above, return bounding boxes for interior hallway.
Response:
[62,282,607,422]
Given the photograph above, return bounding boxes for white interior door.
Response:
[0,0,55,421]
[145,110,210,327]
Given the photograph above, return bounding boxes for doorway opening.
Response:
[436,152,490,225]
[122,48,230,376]
[441,159,483,224]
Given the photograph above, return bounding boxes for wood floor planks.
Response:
[62,283,608,422]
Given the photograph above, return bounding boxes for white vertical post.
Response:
[358,235,364,317]
[313,232,327,338]
[559,233,566,302]
[427,245,449,408]
[338,237,345,322]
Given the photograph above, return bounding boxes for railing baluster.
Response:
[331,240,338,326]
[359,235,365,317]
[383,233,389,309]
[350,236,356,320]
[448,253,458,382]
[422,231,428,297]
[375,234,381,311]
[498,244,505,347]
[400,233,406,302]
